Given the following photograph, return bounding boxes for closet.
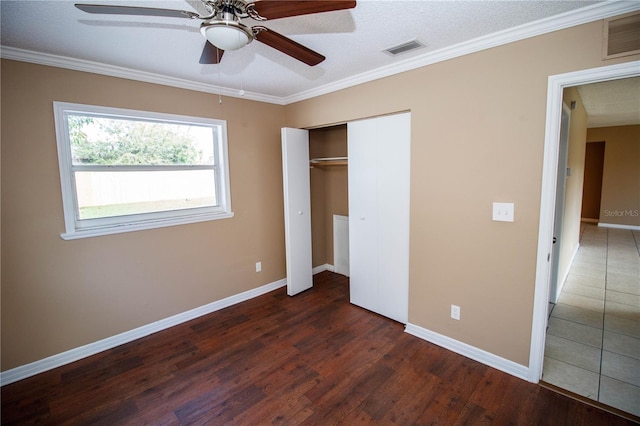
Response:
[309,125,350,278]
[282,112,410,324]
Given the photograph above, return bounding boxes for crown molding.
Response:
[2,1,637,106]
[0,47,286,105]
[283,0,640,104]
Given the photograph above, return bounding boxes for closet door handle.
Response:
[298,211,304,215]
[360,217,365,220]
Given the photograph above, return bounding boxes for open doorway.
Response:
[308,124,349,276]
[282,113,411,324]
[532,65,640,418]
[581,141,606,223]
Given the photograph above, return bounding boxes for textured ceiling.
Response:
[1,0,639,127]
[1,1,606,96]
[578,77,640,128]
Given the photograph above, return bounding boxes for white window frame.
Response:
[53,102,233,240]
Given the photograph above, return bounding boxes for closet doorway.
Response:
[282,112,411,324]
[308,125,350,278]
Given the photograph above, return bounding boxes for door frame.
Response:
[528,60,640,382]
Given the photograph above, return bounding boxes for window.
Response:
[54,102,233,239]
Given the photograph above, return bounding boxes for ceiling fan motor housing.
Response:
[200,4,254,51]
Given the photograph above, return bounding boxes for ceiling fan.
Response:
[75,0,357,66]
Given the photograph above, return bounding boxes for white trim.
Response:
[60,211,235,240]
[0,47,285,105]
[530,60,640,383]
[53,101,234,239]
[312,263,334,275]
[405,323,530,382]
[581,218,599,224]
[284,1,640,103]
[0,278,286,386]
[1,1,637,105]
[598,223,640,231]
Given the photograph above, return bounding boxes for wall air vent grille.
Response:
[603,11,640,59]
[383,39,426,56]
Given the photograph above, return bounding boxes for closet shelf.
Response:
[310,157,348,167]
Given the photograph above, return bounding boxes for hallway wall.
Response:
[587,125,640,227]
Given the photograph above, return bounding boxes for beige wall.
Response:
[284,21,638,365]
[1,60,287,370]
[2,16,638,373]
[587,125,640,226]
[309,125,348,268]
[558,88,588,288]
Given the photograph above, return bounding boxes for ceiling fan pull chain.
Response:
[218,57,223,104]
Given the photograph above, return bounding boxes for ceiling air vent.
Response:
[383,39,425,56]
[603,11,640,59]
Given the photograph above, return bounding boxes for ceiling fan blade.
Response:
[74,4,200,19]
[199,42,224,64]
[255,27,325,66]
[249,1,356,20]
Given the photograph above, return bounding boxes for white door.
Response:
[282,128,313,296]
[376,113,411,323]
[348,112,411,323]
[549,104,571,305]
[348,124,379,312]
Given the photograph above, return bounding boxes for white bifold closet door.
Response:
[348,112,411,324]
[281,128,313,296]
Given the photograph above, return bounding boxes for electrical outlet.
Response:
[451,304,461,320]
[256,261,262,273]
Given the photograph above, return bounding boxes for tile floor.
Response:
[543,223,640,417]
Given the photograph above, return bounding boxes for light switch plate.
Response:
[492,202,515,222]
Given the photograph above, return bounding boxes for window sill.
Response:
[60,211,234,240]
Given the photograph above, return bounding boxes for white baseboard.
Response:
[1,278,287,387]
[404,323,531,382]
[581,218,599,224]
[598,223,640,231]
[312,264,334,275]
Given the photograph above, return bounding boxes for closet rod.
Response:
[310,157,348,167]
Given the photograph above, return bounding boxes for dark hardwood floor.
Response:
[2,271,636,425]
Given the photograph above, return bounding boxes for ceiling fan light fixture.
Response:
[200,21,254,51]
